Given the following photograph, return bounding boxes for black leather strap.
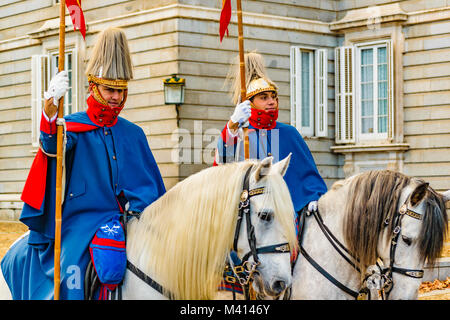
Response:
[127,260,172,299]
[299,245,359,299]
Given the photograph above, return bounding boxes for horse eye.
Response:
[402,236,412,246]
[257,210,273,222]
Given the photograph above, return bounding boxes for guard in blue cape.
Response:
[215,52,327,295]
[215,51,327,225]
[1,27,166,300]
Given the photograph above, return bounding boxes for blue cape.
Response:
[1,112,165,299]
[216,122,327,212]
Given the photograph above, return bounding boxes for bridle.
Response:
[223,165,291,299]
[376,199,425,298]
[296,191,425,300]
[126,165,291,299]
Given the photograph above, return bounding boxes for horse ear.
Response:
[442,190,450,203]
[410,182,429,207]
[254,156,273,182]
[272,153,292,177]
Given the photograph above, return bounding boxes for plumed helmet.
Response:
[226,50,278,104]
[245,77,277,100]
[85,27,133,90]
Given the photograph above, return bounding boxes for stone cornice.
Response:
[25,3,332,40]
[405,5,450,25]
[330,3,408,32]
[331,143,410,154]
[331,4,450,32]
[2,4,450,51]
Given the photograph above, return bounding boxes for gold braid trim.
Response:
[246,85,277,100]
[91,83,108,105]
[88,74,128,90]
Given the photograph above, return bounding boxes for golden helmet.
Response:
[246,77,277,100]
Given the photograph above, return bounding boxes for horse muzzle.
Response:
[253,273,291,297]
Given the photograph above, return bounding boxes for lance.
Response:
[236,0,249,160]
[54,0,66,300]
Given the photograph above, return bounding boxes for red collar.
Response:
[249,108,278,130]
[86,94,124,127]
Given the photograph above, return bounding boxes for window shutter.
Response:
[387,40,394,140]
[315,49,328,137]
[31,55,48,147]
[335,46,355,144]
[290,47,304,131]
[290,47,297,127]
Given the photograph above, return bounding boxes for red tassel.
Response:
[98,283,118,300]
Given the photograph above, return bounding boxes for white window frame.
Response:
[31,48,79,147]
[290,46,328,138]
[31,55,48,147]
[355,40,392,141]
[335,39,394,145]
[48,48,79,116]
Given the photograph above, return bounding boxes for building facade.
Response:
[0,0,449,220]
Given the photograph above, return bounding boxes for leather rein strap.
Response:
[126,260,172,299]
[297,210,360,299]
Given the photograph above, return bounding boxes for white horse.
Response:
[291,170,449,300]
[1,156,298,300]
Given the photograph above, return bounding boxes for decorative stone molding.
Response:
[331,143,409,177]
[330,143,409,154]
[26,3,333,40]
[330,3,408,32]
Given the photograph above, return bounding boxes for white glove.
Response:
[230,100,251,126]
[44,71,69,107]
[307,201,318,213]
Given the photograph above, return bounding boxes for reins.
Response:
[296,208,360,299]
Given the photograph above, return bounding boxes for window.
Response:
[31,48,78,147]
[290,47,328,137]
[335,40,393,144]
[358,43,390,139]
[49,49,77,116]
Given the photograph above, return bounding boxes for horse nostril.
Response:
[272,280,287,294]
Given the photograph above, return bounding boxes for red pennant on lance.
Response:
[219,0,232,42]
[65,0,86,40]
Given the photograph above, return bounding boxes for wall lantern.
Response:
[164,74,185,105]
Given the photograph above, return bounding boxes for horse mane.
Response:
[126,160,297,299]
[343,170,448,274]
[420,187,448,265]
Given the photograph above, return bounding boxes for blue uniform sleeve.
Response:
[39,113,77,154]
